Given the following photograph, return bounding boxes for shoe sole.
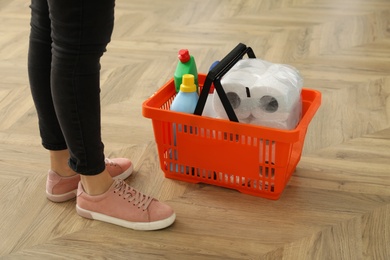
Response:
[46,189,77,203]
[46,164,134,203]
[76,205,176,231]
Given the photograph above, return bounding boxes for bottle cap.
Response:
[180,74,196,92]
[178,49,190,63]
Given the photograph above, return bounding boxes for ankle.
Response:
[50,149,77,177]
[80,169,114,196]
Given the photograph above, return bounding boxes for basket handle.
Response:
[193,43,256,121]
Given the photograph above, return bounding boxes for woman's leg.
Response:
[28,0,117,193]
[28,0,133,199]
[28,0,78,177]
[28,0,175,229]
[46,0,118,194]
[47,0,115,176]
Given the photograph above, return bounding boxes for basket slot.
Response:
[252,179,275,192]
[198,169,214,179]
[223,132,240,142]
[161,94,175,111]
[239,136,257,146]
[259,139,276,164]
[259,166,276,179]
[199,128,217,139]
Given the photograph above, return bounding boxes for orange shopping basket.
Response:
[142,43,321,200]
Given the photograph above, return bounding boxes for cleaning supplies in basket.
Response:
[169,74,199,172]
[173,49,199,93]
[171,74,199,113]
[212,58,303,130]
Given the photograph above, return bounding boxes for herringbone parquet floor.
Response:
[1,0,390,259]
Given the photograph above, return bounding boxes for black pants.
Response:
[28,0,115,175]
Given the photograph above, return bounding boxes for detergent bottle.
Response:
[170,74,199,173]
[173,49,198,93]
[170,74,199,113]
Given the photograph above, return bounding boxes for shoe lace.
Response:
[105,158,117,167]
[114,180,153,211]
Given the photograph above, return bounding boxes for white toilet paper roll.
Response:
[272,64,304,92]
[229,58,271,74]
[212,82,251,120]
[249,112,300,130]
[230,60,304,93]
[201,93,218,118]
[212,70,256,121]
[250,117,292,130]
[249,95,302,130]
[249,85,300,119]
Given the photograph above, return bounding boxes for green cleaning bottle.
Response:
[174,49,198,93]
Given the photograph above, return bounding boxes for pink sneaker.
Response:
[46,158,133,202]
[76,179,176,230]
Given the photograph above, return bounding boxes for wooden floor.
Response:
[1,0,390,259]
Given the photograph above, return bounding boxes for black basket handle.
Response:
[194,43,256,122]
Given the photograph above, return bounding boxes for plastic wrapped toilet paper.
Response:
[229,58,271,73]
[201,93,219,118]
[250,79,299,115]
[249,96,302,130]
[271,64,303,93]
[211,58,303,130]
[212,70,255,121]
